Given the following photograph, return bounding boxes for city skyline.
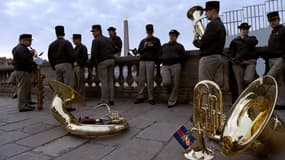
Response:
[0,0,265,59]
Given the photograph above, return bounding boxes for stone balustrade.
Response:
[0,47,269,104]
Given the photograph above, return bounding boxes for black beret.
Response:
[205,1,220,11]
[146,24,154,32]
[107,26,116,31]
[19,34,32,40]
[91,24,102,32]
[72,34,81,39]
[55,25,65,35]
[169,29,180,37]
[267,11,279,20]
[238,23,251,29]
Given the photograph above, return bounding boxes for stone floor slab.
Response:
[17,127,66,147]
[33,136,88,157]
[102,138,163,160]
[136,122,180,142]
[55,143,115,160]
[0,143,30,159]
[0,131,29,145]
[7,151,52,160]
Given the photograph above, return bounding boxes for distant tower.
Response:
[123,17,129,56]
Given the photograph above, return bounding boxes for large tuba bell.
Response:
[187,5,205,38]
[48,80,128,137]
[221,75,285,157]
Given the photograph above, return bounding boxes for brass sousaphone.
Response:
[48,80,128,137]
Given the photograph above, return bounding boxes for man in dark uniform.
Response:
[48,25,76,111]
[193,1,226,87]
[72,34,88,98]
[266,11,285,109]
[229,22,258,94]
[134,24,161,105]
[12,34,36,112]
[160,29,186,108]
[90,25,115,105]
[107,26,122,57]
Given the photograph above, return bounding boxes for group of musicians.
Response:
[195,1,285,109]
[11,0,285,112]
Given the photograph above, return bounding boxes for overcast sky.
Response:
[0,0,263,59]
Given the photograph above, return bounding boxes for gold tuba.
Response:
[193,80,224,140]
[184,80,223,160]
[187,6,205,38]
[48,80,128,137]
[221,75,285,157]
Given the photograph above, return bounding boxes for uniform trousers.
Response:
[161,63,181,106]
[14,71,32,110]
[74,66,86,97]
[55,63,74,88]
[137,61,155,101]
[97,59,115,103]
[232,59,256,94]
[199,54,223,87]
[267,58,285,106]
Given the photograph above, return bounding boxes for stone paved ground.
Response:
[0,96,285,160]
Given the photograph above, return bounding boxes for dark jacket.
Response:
[268,24,285,59]
[229,35,258,60]
[160,41,186,65]
[193,17,226,56]
[12,44,36,73]
[90,35,114,65]
[138,36,161,61]
[48,37,75,70]
[74,44,88,68]
[110,35,122,54]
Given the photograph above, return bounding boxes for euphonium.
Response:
[193,80,224,140]
[48,80,128,137]
[187,6,205,38]
[221,75,285,157]
[184,80,223,160]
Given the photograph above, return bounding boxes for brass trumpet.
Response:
[187,6,205,39]
[48,80,128,137]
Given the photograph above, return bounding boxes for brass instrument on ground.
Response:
[48,80,128,137]
[187,6,205,38]
[184,76,285,160]
[221,75,285,157]
[184,80,223,160]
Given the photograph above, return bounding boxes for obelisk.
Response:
[123,17,129,56]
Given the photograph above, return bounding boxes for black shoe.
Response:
[27,105,35,109]
[29,101,37,105]
[108,101,115,106]
[19,107,34,112]
[134,98,144,104]
[168,102,176,108]
[11,94,17,99]
[66,108,76,112]
[149,100,156,105]
[168,104,176,108]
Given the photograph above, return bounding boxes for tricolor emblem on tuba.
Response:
[48,80,128,137]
